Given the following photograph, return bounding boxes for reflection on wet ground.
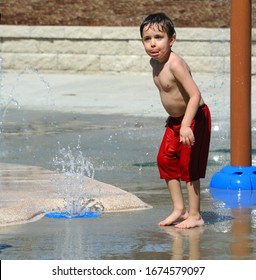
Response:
[0,110,256,259]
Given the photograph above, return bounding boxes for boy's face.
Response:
[141,24,175,62]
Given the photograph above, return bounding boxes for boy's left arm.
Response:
[171,62,201,147]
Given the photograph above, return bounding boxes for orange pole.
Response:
[230,0,252,166]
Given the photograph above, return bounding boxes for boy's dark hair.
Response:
[140,13,176,38]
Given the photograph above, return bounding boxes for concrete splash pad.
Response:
[0,163,151,226]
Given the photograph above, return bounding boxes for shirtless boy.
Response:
[140,13,211,228]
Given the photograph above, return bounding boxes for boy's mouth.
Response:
[150,50,160,56]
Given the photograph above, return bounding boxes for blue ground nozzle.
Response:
[44,211,102,219]
[210,165,256,208]
[210,165,256,190]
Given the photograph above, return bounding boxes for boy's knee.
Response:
[157,152,168,169]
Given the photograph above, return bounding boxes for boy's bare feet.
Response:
[159,210,189,226]
[174,215,205,229]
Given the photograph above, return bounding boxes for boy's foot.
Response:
[174,215,205,229]
[159,210,189,226]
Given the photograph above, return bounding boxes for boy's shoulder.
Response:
[169,52,190,73]
[170,52,184,65]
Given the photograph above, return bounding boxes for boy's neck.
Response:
[156,49,173,64]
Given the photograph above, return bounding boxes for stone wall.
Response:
[0,26,255,74]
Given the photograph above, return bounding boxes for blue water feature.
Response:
[210,165,256,190]
[45,211,102,219]
[210,165,256,208]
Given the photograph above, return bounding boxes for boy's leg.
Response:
[159,179,189,226]
[175,180,204,229]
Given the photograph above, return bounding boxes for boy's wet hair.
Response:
[140,12,176,39]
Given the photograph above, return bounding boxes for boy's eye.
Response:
[143,37,151,42]
[155,35,162,40]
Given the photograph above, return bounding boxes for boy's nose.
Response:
[150,39,156,47]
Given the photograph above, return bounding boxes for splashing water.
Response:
[0,57,3,94]
[0,58,17,133]
[50,136,103,218]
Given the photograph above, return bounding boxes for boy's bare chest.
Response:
[153,74,176,93]
[153,72,186,113]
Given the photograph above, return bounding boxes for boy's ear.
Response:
[170,34,176,47]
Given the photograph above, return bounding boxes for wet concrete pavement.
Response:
[0,71,256,259]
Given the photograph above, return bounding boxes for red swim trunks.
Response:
[157,104,211,182]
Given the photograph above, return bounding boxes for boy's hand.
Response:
[180,126,195,147]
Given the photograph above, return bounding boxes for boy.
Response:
[140,13,211,228]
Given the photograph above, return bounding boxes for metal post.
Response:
[210,0,256,192]
[230,0,252,166]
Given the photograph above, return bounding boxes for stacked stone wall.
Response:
[0,26,255,74]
